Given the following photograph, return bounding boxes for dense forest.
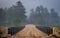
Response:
[28,5,60,27]
[0,1,26,27]
[0,1,60,27]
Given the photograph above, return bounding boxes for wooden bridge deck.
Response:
[8,24,49,38]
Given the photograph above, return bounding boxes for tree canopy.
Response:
[29,5,60,27]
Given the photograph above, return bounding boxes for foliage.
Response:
[13,18,22,26]
[0,8,7,26]
[0,1,26,27]
[4,1,26,26]
[29,5,60,27]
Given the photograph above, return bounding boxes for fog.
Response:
[0,0,60,16]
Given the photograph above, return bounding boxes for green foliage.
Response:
[29,5,60,27]
[13,18,22,26]
[5,1,26,26]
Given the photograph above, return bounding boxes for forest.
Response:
[0,1,60,27]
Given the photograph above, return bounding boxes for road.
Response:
[8,24,52,38]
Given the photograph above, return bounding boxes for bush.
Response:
[13,18,23,26]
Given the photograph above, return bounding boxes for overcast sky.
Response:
[0,0,60,16]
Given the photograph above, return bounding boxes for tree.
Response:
[13,18,22,26]
[40,5,44,13]
[43,8,50,25]
[7,1,26,26]
[14,1,26,21]
[50,8,59,25]
[29,5,60,27]
[35,6,42,24]
[29,9,35,24]
[0,8,7,26]
[35,6,40,13]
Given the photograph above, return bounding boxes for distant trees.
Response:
[6,1,26,26]
[50,8,59,25]
[0,1,60,27]
[13,1,26,21]
[0,1,26,26]
[29,5,60,26]
[13,18,22,26]
[0,8,7,26]
[29,9,35,24]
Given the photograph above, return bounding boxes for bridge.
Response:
[7,24,53,38]
[0,24,54,38]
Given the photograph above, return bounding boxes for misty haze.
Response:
[0,0,60,27]
[0,0,60,38]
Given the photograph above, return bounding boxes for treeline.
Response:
[29,5,60,27]
[0,1,60,27]
[0,1,27,27]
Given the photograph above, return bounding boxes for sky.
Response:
[0,0,60,17]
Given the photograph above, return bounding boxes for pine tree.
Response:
[0,8,6,26]
[35,6,40,13]
[14,1,26,21]
[44,8,50,25]
[7,1,26,26]
[50,8,59,25]
[29,9,35,24]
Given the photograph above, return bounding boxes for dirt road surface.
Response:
[8,24,52,38]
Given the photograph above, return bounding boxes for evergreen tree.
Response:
[44,8,50,25]
[29,9,35,24]
[50,8,59,25]
[39,5,45,24]
[35,6,40,13]
[14,1,26,22]
[0,8,7,26]
[40,5,44,13]
[29,5,60,27]
[7,1,26,26]
[35,6,42,24]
